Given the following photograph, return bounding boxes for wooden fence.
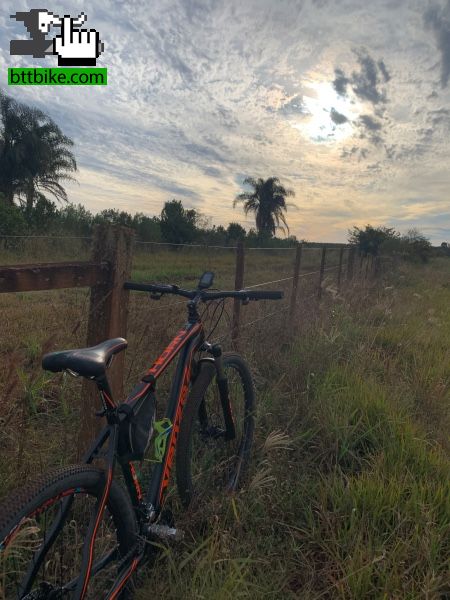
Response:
[0,225,378,452]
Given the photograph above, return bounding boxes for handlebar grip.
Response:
[124,281,173,294]
[243,290,284,300]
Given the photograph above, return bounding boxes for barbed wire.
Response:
[246,247,295,252]
[1,235,349,253]
[0,235,91,240]
[245,276,293,289]
[135,240,237,250]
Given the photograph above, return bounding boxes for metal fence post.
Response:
[337,246,344,292]
[289,243,302,319]
[347,246,355,281]
[317,246,327,300]
[231,241,245,348]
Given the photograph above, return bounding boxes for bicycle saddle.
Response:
[42,338,128,379]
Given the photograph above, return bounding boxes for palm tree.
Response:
[234,177,295,237]
[0,92,77,214]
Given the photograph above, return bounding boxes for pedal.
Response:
[146,523,184,542]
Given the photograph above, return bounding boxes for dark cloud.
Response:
[279,94,305,115]
[201,165,223,178]
[424,2,450,87]
[184,142,225,163]
[333,49,390,105]
[428,107,450,127]
[359,114,382,131]
[340,146,368,160]
[377,60,391,83]
[352,50,388,104]
[333,68,349,96]
[330,108,348,124]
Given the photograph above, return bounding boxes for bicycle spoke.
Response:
[18,495,74,597]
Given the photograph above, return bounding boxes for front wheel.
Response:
[176,352,255,508]
[0,465,137,599]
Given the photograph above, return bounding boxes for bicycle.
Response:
[0,271,282,599]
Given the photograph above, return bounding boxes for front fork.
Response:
[200,344,236,441]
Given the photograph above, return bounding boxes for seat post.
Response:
[94,374,116,409]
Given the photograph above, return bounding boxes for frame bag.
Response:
[117,389,156,462]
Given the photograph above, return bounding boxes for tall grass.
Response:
[0,240,448,598]
[137,258,449,599]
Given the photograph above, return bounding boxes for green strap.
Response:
[154,418,173,462]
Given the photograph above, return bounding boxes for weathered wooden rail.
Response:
[0,224,135,454]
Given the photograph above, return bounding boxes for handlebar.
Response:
[124,281,283,301]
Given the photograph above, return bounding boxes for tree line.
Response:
[0,196,300,248]
[0,91,297,248]
[1,90,447,258]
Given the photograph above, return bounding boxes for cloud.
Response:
[332,68,349,96]
[333,49,390,105]
[351,50,389,104]
[377,60,391,83]
[278,94,306,115]
[330,108,348,124]
[359,114,382,131]
[427,106,450,126]
[424,1,450,87]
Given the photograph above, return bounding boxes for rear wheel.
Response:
[0,465,137,599]
[176,352,255,508]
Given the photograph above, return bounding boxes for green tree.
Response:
[348,225,399,256]
[132,213,162,242]
[0,202,26,236]
[94,208,134,228]
[57,203,93,237]
[401,229,432,263]
[234,177,294,237]
[26,195,58,231]
[0,91,77,215]
[160,199,197,245]
[226,222,246,244]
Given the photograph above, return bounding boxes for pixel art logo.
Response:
[10,9,104,67]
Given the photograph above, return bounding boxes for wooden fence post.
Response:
[231,241,245,348]
[78,224,135,457]
[337,246,344,291]
[289,243,302,319]
[347,247,355,281]
[317,246,327,300]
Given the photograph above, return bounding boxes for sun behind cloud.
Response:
[291,80,362,143]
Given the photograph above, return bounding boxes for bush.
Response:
[0,201,27,241]
[401,229,432,263]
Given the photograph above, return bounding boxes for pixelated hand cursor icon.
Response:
[53,12,104,66]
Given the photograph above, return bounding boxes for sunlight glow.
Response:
[292,81,361,144]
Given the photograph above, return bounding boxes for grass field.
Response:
[0,244,448,598]
[133,258,449,599]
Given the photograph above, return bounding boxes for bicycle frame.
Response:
[75,319,205,598]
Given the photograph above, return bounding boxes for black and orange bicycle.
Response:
[0,272,282,599]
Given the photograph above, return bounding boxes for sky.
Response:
[1,0,450,243]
